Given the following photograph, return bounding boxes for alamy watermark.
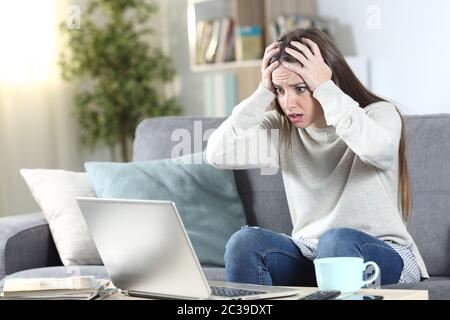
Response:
[66,5,81,30]
[366,5,382,31]
[170,121,280,176]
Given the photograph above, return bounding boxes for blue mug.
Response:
[313,257,380,293]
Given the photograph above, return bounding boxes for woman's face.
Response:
[271,65,326,129]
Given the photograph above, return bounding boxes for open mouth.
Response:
[288,113,304,121]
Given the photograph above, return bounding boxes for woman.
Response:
[205,28,428,286]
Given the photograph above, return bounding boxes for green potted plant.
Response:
[59,0,182,162]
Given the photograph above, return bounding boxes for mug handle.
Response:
[362,261,380,287]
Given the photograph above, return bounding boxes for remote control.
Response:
[298,290,341,300]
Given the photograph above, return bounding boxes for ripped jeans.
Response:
[224,226,404,286]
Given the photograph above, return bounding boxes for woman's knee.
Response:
[224,227,269,263]
[316,228,363,258]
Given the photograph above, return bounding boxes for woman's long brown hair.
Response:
[269,28,410,222]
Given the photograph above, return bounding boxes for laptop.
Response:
[76,197,302,300]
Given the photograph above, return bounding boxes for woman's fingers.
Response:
[261,60,280,92]
[261,60,279,92]
[261,42,281,92]
[302,38,322,57]
[285,47,308,66]
[262,47,280,70]
[265,41,281,54]
[290,41,314,60]
[262,42,281,67]
[262,61,279,86]
[264,60,279,75]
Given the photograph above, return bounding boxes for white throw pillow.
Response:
[20,169,102,266]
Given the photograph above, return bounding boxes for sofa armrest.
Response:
[0,212,62,280]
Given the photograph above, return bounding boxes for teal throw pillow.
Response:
[84,152,247,267]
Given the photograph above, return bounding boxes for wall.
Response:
[0,0,85,217]
[317,0,450,115]
[0,0,175,217]
[164,0,206,116]
[162,1,450,115]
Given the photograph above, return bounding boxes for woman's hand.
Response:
[261,42,281,93]
[282,38,332,92]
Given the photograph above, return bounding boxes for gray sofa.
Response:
[1,115,450,299]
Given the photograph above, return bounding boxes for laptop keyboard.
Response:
[210,285,266,298]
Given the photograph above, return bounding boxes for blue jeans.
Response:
[224,227,404,286]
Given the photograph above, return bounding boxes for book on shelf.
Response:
[196,17,235,65]
[196,20,214,65]
[0,276,111,300]
[235,25,263,61]
[215,17,234,63]
[204,19,222,63]
[196,20,208,65]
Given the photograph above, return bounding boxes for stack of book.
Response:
[0,276,110,300]
[196,17,235,64]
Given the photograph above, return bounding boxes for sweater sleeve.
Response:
[313,80,402,170]
[206,84,281,170]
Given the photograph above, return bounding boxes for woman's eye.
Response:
[296,87,306,94]
[275,88,284,94]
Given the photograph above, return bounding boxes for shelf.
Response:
[191,56,364,72]
[191,59,261,72]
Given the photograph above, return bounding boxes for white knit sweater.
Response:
[206,80,429,279]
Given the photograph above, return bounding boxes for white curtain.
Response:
[0,0,83,217]
[0,0,173,217]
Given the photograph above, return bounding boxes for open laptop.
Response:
[76,197,302,300]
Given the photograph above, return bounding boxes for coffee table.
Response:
[103,286,428,300]
[272,287,428,300]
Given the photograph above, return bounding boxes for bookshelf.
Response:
[188,0,318,72]
[187,0,323,114]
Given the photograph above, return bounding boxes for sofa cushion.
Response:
[85,152,247,267]
[20,169,102,266]
[233,169,292,234]
[404,114,450,276]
